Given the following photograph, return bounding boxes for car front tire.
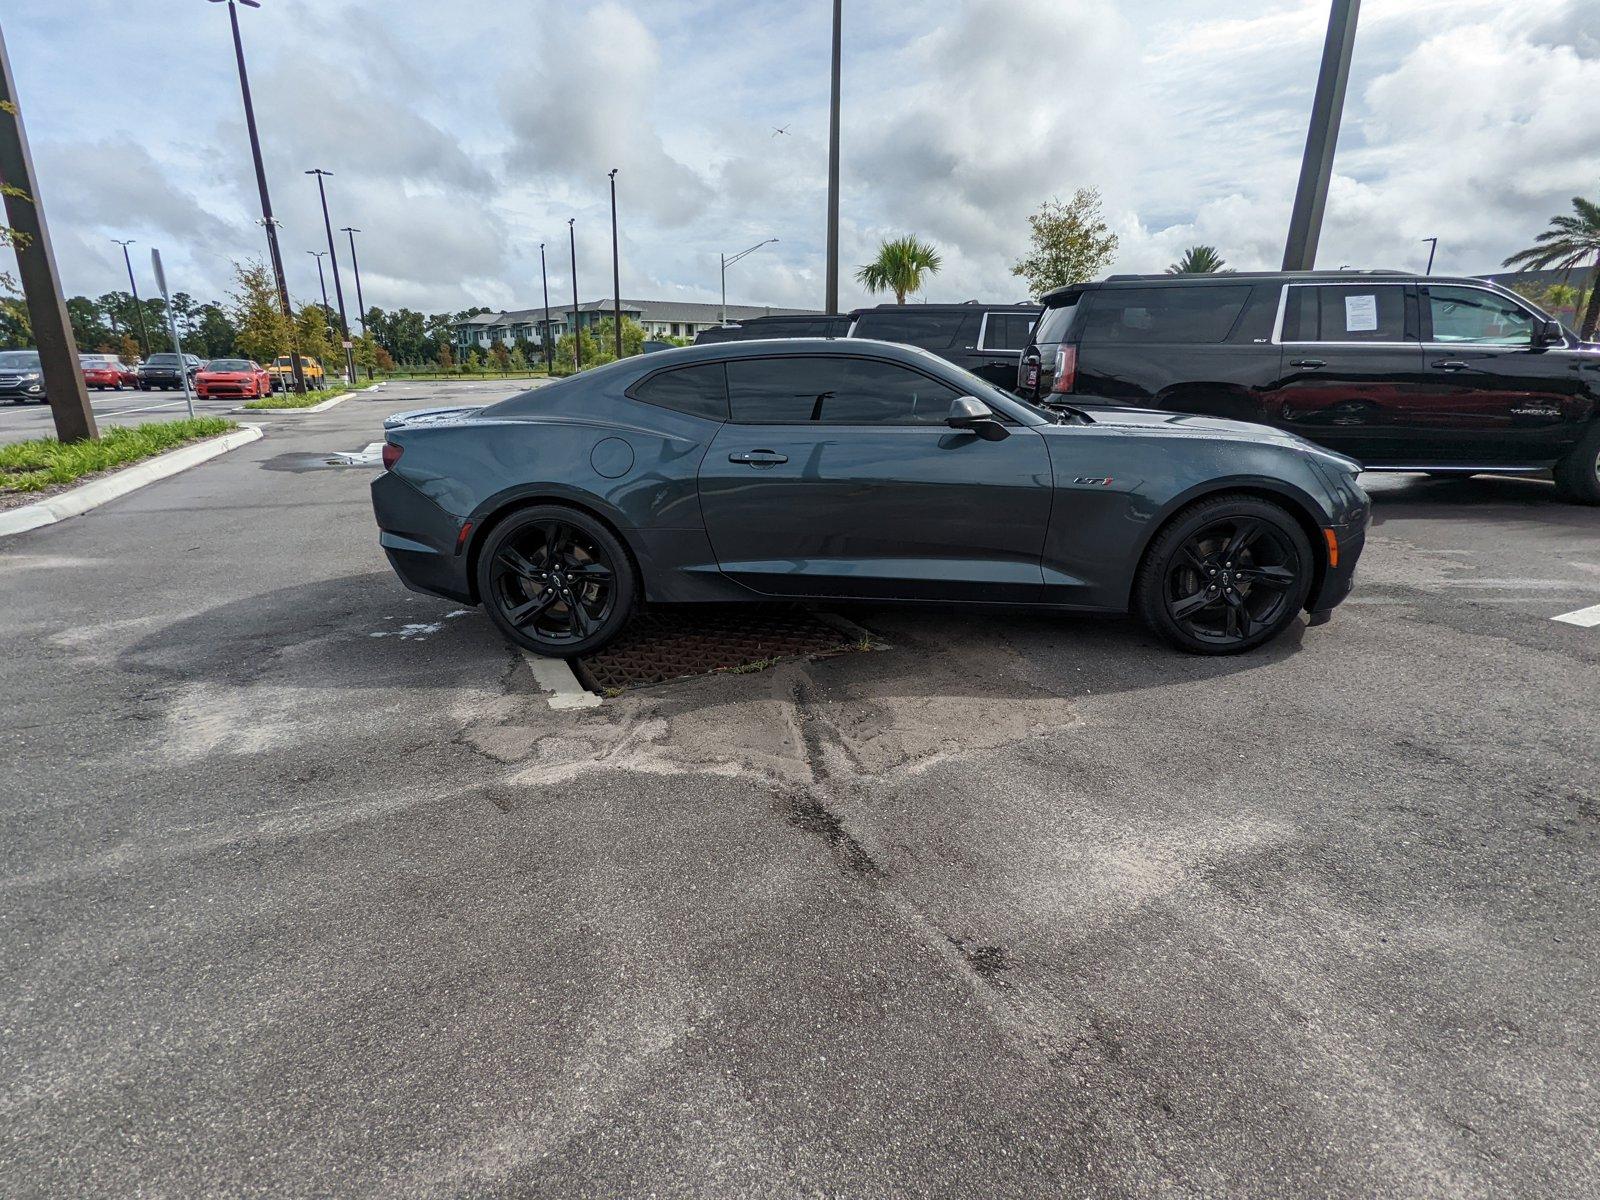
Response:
[476,505,637,659]
[1553,423,1600,505]
[1135,494,1315,655]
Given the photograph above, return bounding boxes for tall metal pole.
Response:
[1422,237,1438,275]
[306,169,356,383]
[340,226,366,335]
[113,239,151,356]
[307,250,329,308]
[150,249,195,420]
[824,0,842,314]
[539,242,552,373]
[1282,0,1360,271]
[216,0,304,394]
[0,22,95,441]
[608,169,622,360]
[720,253,727,325]
[568,219,581,372]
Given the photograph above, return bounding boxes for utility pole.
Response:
[307,249,329,309]
[0,21,96,441]
[539,242,553,373]
[720,239,779,326]
[1282,0,1360,270]
[608,169,622,360]
[112,239,151,356]
[568,218,581,372]
[211,0,304,394]
[824,0,842,313]
[1421,237,1438,275]
[340,226,366,336]
[306,168,356,384]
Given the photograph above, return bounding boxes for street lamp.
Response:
[539,241,553,374]
[306,249,329,310]
[824,0,842,314]
[111,239,151,356]
[608,169,622,360]
[720,238,779,324]
[305,168,356,384]
[1421,236,1438,275]
[568,217,581,372]
[208,0,304,394]
[340,226,367,336]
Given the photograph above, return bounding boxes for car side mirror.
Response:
[946,395,1009,441]
[1533,319,1564,348]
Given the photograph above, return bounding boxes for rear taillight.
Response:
[1051,344,1078,394]
[381,441,403,471]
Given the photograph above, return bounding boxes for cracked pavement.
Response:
[2,382,1597,1197]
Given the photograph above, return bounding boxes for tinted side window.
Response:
[631,363,729,421]
[1080,285,1251,344]
[852,310,975,351]
[1425,286,1535,345]
[981,313,1037,351]
[1283,285,1407,342]
[726,356,957,425]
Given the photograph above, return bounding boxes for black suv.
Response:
[849,303,1040,389]
[695,315,852,345]
[138,353,202,391]
[1019,271,1600,503]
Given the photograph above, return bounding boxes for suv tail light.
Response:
[381,441,403,471]
[1051,345,1078,394]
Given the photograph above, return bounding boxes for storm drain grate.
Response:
[575,606,866,693]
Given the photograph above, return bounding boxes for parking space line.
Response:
[99,399,188,417]
[1551,602,1600,628]
[522,651,602,709]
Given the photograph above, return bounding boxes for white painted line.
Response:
[523,651,602,709]
[0,425,264,538]
[99,399,188,418]
[1551,602,1600,628]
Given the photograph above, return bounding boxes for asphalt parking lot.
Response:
[2,379,1597,1197]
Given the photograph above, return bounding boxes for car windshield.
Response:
[146,354,181,365]
[0,351,40,368]
[207,359,252,371]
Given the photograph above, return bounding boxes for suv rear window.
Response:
[1080,285,1252,345]
[631,362,729,421]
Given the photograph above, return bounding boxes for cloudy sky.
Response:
[7,0,1598,316]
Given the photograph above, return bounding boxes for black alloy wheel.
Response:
[1136,495,1313,654]
[477,505,636,658]
[1553,422,1600,505]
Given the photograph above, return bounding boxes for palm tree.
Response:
[1503,195,1600,340]
[856,236,943,304]
[1167,245,1226,274]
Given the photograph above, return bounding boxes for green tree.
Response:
[1168,245,1227,274]
[67,296,112,351]
[117,334,140,364]
[465,348,482,373]
[293,302,336,378]
[230,259,291,364]
[1012,188,1119,296]
[507,344,529,373]
[552,328,601,375]
[584,317,647,365]
[488,340,511,371]
[1503,194,1600,340]
[192,304,238,358]
[856,235,943,304]
[436,339,454,370]
[352,331,380,378]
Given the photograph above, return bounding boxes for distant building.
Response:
[452,299,817,352]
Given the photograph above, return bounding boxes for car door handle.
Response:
[728,449,788,466]
[1431,360,1471,371]
[1290,358,1325,368]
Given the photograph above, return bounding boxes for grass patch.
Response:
[0,417,238,495]
[244,381,351,409]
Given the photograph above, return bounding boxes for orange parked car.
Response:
[195,358,273,400]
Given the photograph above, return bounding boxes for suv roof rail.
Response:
[1102,269,1410,281]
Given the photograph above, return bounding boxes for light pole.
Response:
[340,226,366,336]
[568,218,581,372]
[539,241,553,373]
[305,168,356,384]
[1421,237,1438,275]
[720,239,779,324]
[209,0,304,393]
[824,0,842,313]
[307,250,329,310]
[112,239,151,356]
[1282,0,1361,270]
[608,169,622,360]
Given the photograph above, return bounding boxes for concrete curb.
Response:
[0,424,264,539]
[239,382,383,415]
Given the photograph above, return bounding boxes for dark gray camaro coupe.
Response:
[372,339,1369,656]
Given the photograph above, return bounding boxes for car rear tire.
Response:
[1553,423,1600,505]
[476,505,637,659]
[1135,494,1315,655]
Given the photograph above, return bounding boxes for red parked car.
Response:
[194,358,273,400]
[79,354,136,390]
